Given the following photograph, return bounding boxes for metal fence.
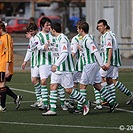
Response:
[14,43,133,71]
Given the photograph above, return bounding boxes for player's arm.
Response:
[106,48,112,69]
[87,39,106,70]
[105,34,113,69]
[71,37,78,58]
[5,35,12,76]
[21,50,32,70]
[52,41,68,72]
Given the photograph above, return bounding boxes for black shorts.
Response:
[0,72,12,82]
[6,74,13,82]
[0,72,5,82]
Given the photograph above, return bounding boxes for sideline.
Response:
[0,121,119,130]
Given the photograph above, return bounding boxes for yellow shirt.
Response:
[0,33,13,74]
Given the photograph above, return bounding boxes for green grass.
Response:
[0,71,133,133]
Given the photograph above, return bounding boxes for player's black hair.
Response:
[26,23,38,32]
[51,22,61,33]
[96,19,110,30]
[40,17,51,29]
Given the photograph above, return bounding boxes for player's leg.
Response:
[31,66,41,107]
[64,73,89,116]
[0,72,7,112]
[65,71,81,109]
[106,66,116,102]
[42,72,59,116]
[114,79,133,105]
[38,65,51,110]
[93,88,102,109]
[57,84,67,110]
[94,70,118,113]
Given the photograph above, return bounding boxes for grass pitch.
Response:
[0,71,133,133]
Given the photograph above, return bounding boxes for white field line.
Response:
[0,121,119,130]
[10,87,133,114]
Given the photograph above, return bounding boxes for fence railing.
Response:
[13,42,133,70]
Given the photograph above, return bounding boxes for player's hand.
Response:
[101,65,106,71]
[77,44,83,51]
[105,63,110,70]
[21,62,27,70]
[51,65,57,72]
[44,44,49,51]
[26,32,32,39]
[5,69,10,78]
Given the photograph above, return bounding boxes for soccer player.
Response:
[22,22,67,111]
[30,17,53,111]
[96,19,118,104]
[21,22,41,108]
[94,21,133,106]
[42,22,90,116]
[75,21,117,113]
[109,29,133,105]
[64,20,85,110]
[0,21,22,112]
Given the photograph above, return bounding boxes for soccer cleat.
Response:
[83,101,90,116]
[61,105,68,111]
[126,92,133,105]
[30,101,40,108]
[94,105,102,110]
[74,108,83,114]
[37,99,43,107]
[0,106,6,112]
[108,102,118,113]
[15,95,23,110]
[39,104,49,111]
[64,101,74,109]
[42,110,57,116]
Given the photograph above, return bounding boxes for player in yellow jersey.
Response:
[0,21,22,112]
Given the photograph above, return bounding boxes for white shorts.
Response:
[80,63,102,85]
[73,71,82,83]
[51,72,74,89]
[112,66,118,79]
[32,65,51,79]
[99,66,114,78]
[39,65,52,79]
[31,66,40,78]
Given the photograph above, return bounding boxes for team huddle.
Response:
[0,17,132,116]
[21,17,133,116]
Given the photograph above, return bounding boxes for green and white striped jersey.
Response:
[54,33,74,72]
[24,36,37,67]
[100,31,121,67]
[71,34,84,71]
[82,34,98,65]
[109,31,122,67]
[34,31,54,66]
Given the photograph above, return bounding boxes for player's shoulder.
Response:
[104,31,112,40]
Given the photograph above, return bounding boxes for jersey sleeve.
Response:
[60,38,68,54]
[5,34,13,63]
[105,33,113,49]
[71,37,78,54]
[85,39,98,54]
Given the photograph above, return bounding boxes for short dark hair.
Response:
[40,17,51,28]
[78,21,89,34]
[76,20,85,27]
[26,23,38,32]
[51,22,61,33]
[0,21,6,32]
[97,19,110,30]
